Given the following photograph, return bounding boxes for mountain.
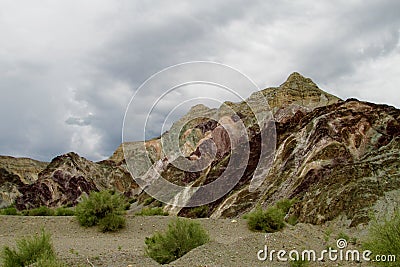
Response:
[14,152,139,210]
[0,156,47,208]
[1,72,399,227]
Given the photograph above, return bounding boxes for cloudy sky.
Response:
[1,0,399,162]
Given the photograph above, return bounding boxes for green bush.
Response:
[98,212,126,232]
[187,206,209,218]
[135,207,168,216]
[245,206,285,233]
[55,207,75,216]
[24,206,55,216]
[363,210,400,266]
[143,197,155,206]
[276,198,297,214]
[32,256,68,267]
[75,190,127,232]
[0,230,66,267]
[145,218,209,264]
[0,206,19,215]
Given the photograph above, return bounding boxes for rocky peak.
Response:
[258,72,342,121]
[280,72,318,90]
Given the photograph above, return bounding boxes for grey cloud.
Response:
[0,0,399,162]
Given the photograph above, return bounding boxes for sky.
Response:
[1,0,399,162]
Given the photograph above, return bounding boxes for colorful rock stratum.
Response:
[1,72,399,227]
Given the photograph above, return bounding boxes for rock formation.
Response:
[2,72,399,227]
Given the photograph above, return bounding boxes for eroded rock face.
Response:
[5,72,400,227]
[141,73,399,227]
[15,152,139,210]
[0,156,48,208]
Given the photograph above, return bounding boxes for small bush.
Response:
[287,214,298,226]
[32,256,68,267]
[55,207,75,216]
[25,206,55,216]
[187,206,209,218]
[276,198,297,214]
[143,197,155,206]
[0,206,19,215]
[363,210,400,266]
[145,218,209,264]
[98,213,126,232]
[0,230,66,267]
[135,207,168,216]
[246,206,285,233]
[128,197,137,204]
[75,190,127,232]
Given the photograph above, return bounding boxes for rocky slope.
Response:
[0,156,47,208]
[2,72,399,227]
[14,153,139,210]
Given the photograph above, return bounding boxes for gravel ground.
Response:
[0,215,374,267]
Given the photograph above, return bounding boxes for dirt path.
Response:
[0,215,373,266]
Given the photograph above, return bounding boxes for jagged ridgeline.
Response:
[1,73,399,227]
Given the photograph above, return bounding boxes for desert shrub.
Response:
[290,259,309,267]
[143,197,155,206]
[276,198,297,214]
[54,207,75,216]
[363,210,400,266]
[245,206,285,233]
[75,190,127,232]
[0,206,19,215]
[0,230,66,267]
[25,206,55,216]
[128,197,137,204]
[287,214,298,226]
[31,256,68,267]
[145,218,209,264]
[135,207,168,216]
[187,206,209,218]
[98,212,126,232]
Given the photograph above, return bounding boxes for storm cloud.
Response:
[1,0,399,161]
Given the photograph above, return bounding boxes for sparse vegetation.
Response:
[135,207,168,216]
[145,218,209,264]
[337,231,350,242]
[55,207,75,216]
[276,198,297,214]
[363,210,400,266]
[324,228,333,242]
[244,198,298,232]
[0,206,19,215]
[187,206,209,218]
[0,230,66,267]
[289,259,309,267]
[287,214,298,226]
[245,205,285,233]
[23,206,55,216]
[143,197,155,206]
[75,190,127,232]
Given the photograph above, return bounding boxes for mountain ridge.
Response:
[1,72,399,227]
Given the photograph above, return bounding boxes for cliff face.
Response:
[206,99,400,226]
[130,73,399,227]
[0,156,47,208]
[14,152,139,210]
[3,72,399,227]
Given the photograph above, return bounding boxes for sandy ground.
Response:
[0,215,374,267]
